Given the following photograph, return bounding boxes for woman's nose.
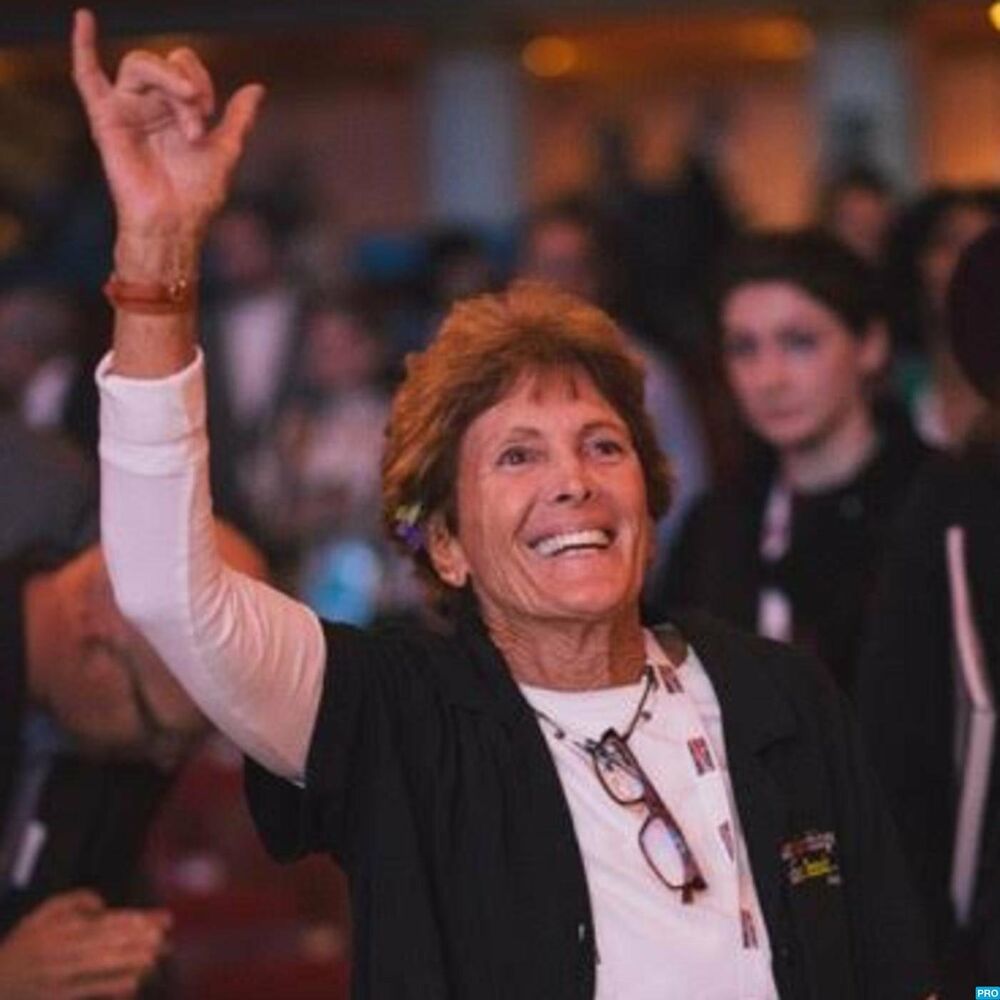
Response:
[551,452,593,504]
[748,351,789,392]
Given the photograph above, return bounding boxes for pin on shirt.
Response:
[661,667,684,694]
[688,736,715,775]
[718,820,735,862]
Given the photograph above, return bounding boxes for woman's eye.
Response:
[782,328,819,353]
[497,445,533,467]
[722,334,757,360]
[591,437,626,458]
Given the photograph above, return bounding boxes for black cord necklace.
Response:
[532,664,658,752]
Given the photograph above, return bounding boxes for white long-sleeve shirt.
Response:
[98,351,323,779]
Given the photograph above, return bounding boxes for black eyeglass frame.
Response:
[587,728,708,904]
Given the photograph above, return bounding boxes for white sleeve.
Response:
[97,350,325,781]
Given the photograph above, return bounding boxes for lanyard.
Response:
[532,635,770,998]
[758,478,793,642]
[643,641,766,998]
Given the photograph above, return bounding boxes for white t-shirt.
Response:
[521,634,778,1000]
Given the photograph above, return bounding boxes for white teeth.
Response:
[534,529,611,557]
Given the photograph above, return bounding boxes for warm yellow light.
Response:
[737,18,814,61]
[522,36,578,78]
[989,2,1000,32]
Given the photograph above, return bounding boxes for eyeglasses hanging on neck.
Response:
[586,728,708,904]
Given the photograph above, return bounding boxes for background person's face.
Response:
[920,203,995,318]
[829,187,893,265]
[44,548,203,766]
[720,281,883,455]
[519,221,600,303]
[429,367,652,636]
[304,309,380,392]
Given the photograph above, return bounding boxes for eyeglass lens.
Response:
[592,742,645,803]
[641,814,696,888]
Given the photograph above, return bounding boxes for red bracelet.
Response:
[103,274,197,315]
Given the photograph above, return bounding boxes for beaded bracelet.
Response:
[103,273,197,315]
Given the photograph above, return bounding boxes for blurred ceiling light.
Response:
[0,54,20,85]
[522,36,578,78]
[989,2,1000,32]
[737,18,814,61]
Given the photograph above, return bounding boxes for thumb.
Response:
[215,83,265,162]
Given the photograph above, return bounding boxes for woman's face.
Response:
[720,281,885,455]
[428,367,653,635]
[304,310,379,391]
[921,203,995,317]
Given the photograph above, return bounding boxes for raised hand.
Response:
[71,7,264,241]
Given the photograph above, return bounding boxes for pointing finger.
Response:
[71,8,112,110]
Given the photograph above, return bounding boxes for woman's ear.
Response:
[859,320,890,378]
[425,513,469,589]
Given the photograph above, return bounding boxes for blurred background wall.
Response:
[0,0,997,263]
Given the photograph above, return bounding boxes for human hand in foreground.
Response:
[0,889,171,999]
[71,7,263,242]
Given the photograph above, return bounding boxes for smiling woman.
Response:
[380,283,669,686]
[382,282,670,585]
[74,9,935,998]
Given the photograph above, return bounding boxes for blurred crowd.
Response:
[2,116,1000,997]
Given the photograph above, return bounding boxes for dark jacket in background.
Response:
[655,419,928,697]
[0,417,96,559]
[858,446,1000,985]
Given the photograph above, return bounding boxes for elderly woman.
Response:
[72,11,932,999]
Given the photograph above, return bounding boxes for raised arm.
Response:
[72,7,260,377]
[73,9,324,780]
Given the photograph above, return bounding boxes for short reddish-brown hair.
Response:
[381,281,672,587]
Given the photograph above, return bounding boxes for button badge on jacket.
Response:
[780,829,841,887]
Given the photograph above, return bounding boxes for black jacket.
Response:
[246,609,933,999]
[655,424,928,697]
[858,447,1000,979]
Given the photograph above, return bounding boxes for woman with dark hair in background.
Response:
[656,232,928,697]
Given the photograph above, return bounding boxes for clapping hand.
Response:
[0,890,171,1000]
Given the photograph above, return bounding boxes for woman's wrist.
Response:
[108,226,201,379]
[113,226,203,285]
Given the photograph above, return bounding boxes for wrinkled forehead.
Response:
[486,363,630,429]
[460,364,627,454]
